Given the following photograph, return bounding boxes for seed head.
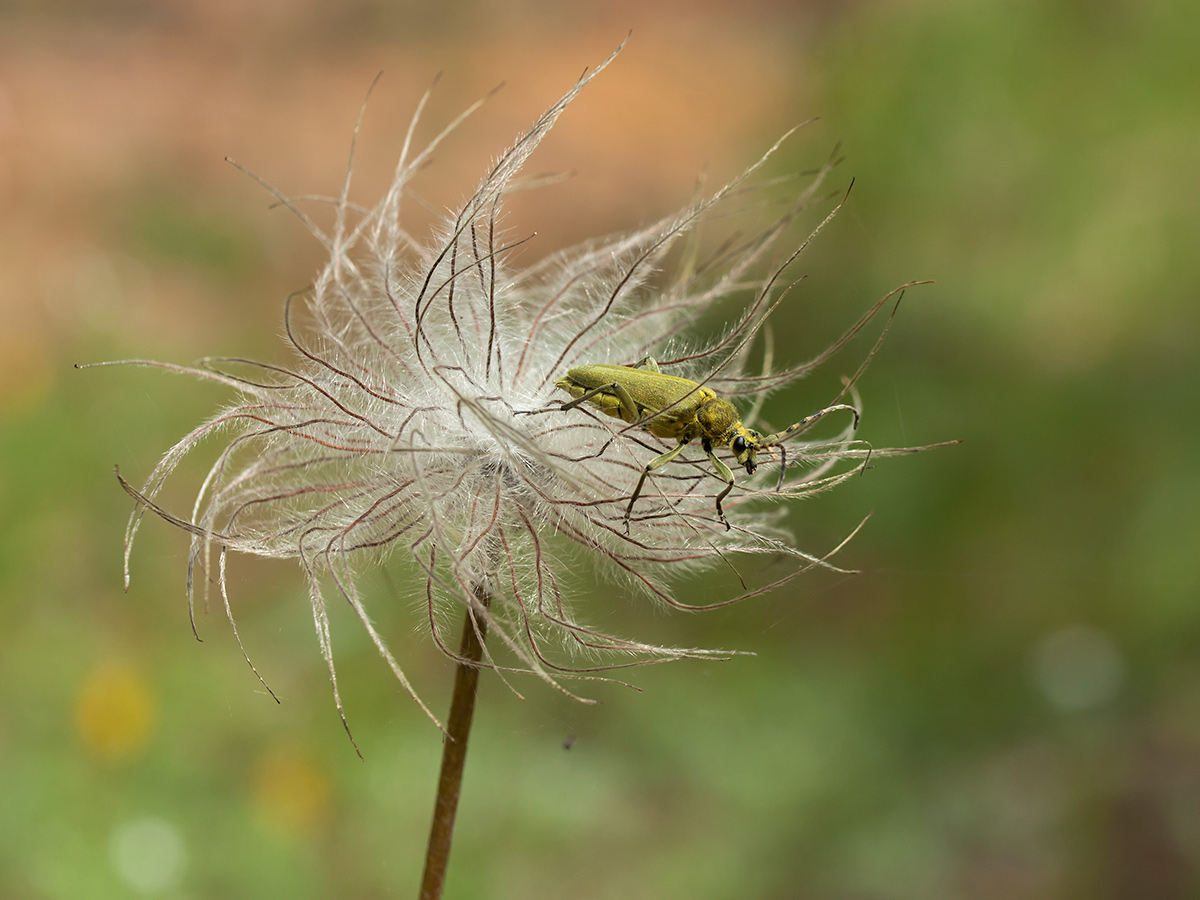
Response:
[112,43,926,735]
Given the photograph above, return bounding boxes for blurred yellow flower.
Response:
[74,660,156,762]
[252,745,333,839]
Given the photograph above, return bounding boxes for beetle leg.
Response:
[606,381,644,422]
[560,380,644,423]
[628,356,662,373]
[624,440,687,533]
[703,444,735,530]
[558,382,614,411]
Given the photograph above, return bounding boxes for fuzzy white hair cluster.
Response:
[117,43,914,731]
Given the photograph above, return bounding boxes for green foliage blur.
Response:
[2,2,1198,898]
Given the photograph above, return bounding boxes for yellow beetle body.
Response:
[553,357,858,532]
[557,363,757,458]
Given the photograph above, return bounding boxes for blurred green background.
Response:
[2,1,1198,898]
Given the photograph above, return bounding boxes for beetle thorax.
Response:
[697,397,743,444]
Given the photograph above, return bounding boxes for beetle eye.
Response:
[732,436,747,454]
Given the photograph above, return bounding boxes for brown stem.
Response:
[418,589,490,900]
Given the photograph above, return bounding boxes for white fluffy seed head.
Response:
[117,42,925,731]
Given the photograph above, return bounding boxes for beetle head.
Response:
[730,427,762,475]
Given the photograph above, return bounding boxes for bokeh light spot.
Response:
[252,745,332,838]
[74,660,156,762]
[1032,625,1125,711]
[110,816,187,894]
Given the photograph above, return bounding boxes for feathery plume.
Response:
[108,42,937,740]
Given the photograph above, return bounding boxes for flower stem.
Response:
[418,589,490,900]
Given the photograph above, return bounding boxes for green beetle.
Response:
[555,357,858,532]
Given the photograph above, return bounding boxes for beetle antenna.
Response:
[760,403,860,448]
